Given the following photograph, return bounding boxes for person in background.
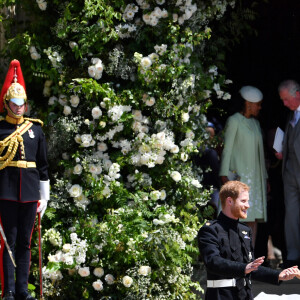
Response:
[276,79,300,268]
[0,60,50,300]
[219,86,267,248]
[198,181,300,300]
[194,121,221,215]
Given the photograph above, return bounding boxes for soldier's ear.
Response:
[226,196,233,206]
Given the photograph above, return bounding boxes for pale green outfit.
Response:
[219,112,267,222]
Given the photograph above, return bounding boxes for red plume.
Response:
[0,59,26,113]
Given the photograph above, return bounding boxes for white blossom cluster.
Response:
[47,232,88,267]
[88,58,104,80]
[29,46,41,60]
[44,47,62,69]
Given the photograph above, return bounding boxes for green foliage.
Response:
[0,0,260,299]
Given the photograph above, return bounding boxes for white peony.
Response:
[122,275,133,287]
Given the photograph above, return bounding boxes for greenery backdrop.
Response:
[0,1,258,299]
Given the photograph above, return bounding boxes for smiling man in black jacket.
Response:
[198,181,299,300]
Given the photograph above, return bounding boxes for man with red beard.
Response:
[198,181,299,300]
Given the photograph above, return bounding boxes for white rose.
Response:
[38,1,47,11]
[93,267,104,278]
[88,65,96,78]
[181,112,190,122]
[78,267,90,277]
[62,152,69,160]
[150,190,161,201]
[191,179,202,188]
[92,58,101,65]
[48,96,57,105]
[132,110,143,121]
[160,189,166,200]
[138,266,151,276]
[62,243,71,253]
[31,52,41,60]
[69,41,78,49]
[99,121,106,128]
[73,164,83,175]
[97,142,108,152]
[141,57,152,69]
[146,97,155,106]
[180,152,188,161]
[69,184,83,198]
[105,274,115,285]
[63,105,71,116]
[70,95,80,107]
[153,218,165,225]
[170,145,179,153]
[170,171,181,182]
[92,279,103,291]
[122,275,133,287]
[92,106,102,119]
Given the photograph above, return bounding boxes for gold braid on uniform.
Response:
[24,117,44,126]
[0,121,30,170]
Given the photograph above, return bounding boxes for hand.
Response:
[279,266,299,281]
[245,256,265,274]
[37,199,48,218]
[275,152,283,160]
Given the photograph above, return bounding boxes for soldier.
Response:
[0,60,49,300]
[198,181,299,300]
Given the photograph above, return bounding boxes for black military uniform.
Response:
[0,116,49,299]
[198,212,281,300]
[0,59,49,300]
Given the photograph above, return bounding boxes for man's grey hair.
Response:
[278,80,300,97]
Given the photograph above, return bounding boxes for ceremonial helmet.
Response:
[0,59,27,114]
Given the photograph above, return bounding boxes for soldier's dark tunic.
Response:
[198,212,281,300]
[0,117,49,296]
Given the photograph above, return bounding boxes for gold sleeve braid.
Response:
[0,120,33,170]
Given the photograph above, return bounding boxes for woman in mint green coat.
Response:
[219,86,267,246]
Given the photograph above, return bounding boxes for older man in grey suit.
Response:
[276,79,300,268]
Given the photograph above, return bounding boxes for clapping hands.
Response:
[279,266,300,281]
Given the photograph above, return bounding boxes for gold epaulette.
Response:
[24,117,44,127]
[0,116,4,122]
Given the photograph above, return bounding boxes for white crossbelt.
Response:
[207,279,236,288]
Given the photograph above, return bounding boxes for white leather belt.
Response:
[207,279,236,288]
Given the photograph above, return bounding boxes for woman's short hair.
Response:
[219,181,249,208]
